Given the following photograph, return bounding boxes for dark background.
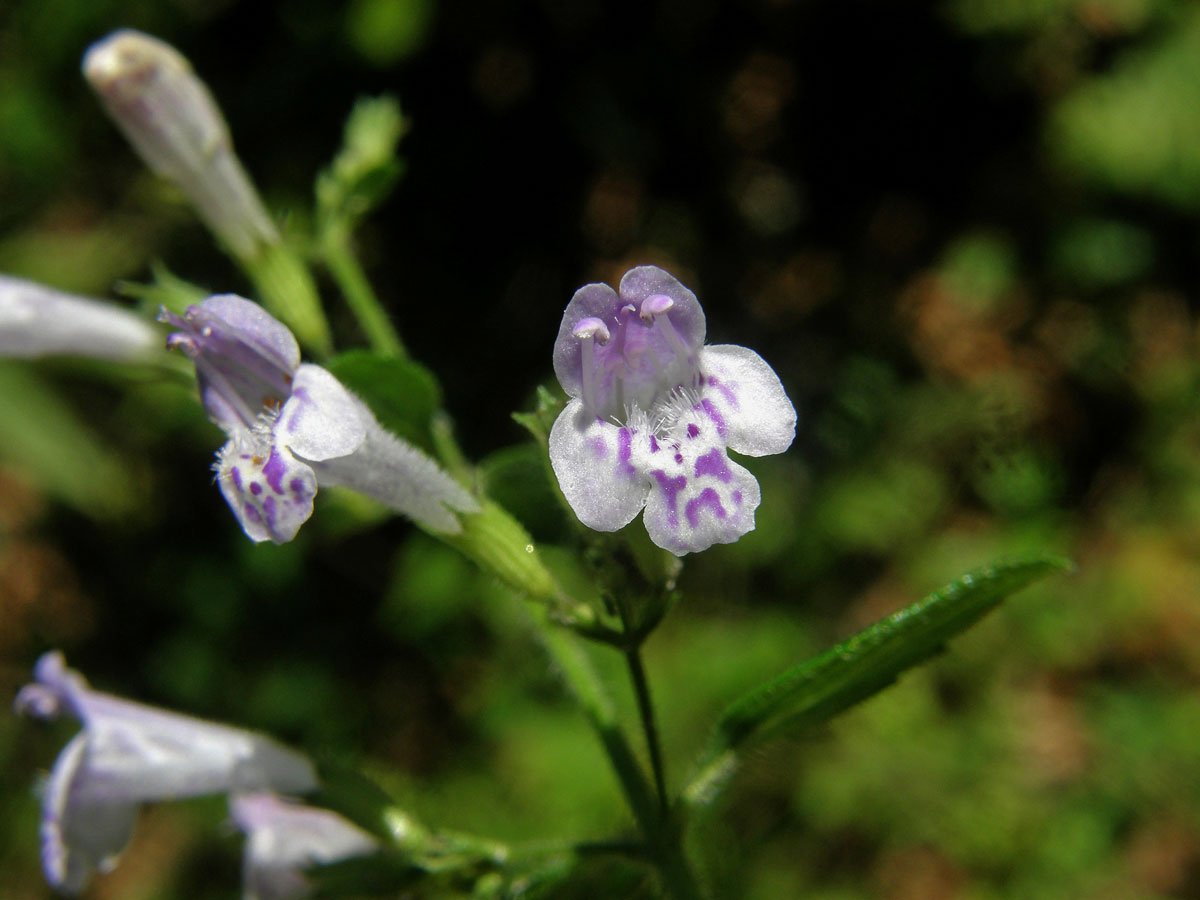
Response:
[2,1,1200,897]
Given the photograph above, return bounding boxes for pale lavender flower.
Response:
[162,294,478,543]
[0,275,161,362]
[549,266,796,555]
[231,792,379,900]
[14,652,318,895]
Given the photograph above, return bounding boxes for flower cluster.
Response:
[161,294,478,543]
[13,652,371,897]
[550,266,796,555]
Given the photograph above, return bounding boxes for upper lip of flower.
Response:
[553,266,708,425]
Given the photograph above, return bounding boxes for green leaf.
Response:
[0,363,139,519]
[684,554,1072,807]
[325,350,440,451]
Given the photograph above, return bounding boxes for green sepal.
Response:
[325,349,440,451]
[684,554,1072,807]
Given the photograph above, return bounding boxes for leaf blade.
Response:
[685,554,1072,806]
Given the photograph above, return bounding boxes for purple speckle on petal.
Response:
[694,448,733,482]
[261,495,277,527]
[687,423,700,439]
[230,466,243,491]
[617,428,635,475]
[649,435,659,453]
[732,490,743,505]
[651,470,688,528]
[284,386,311,434]
[289,478,306,495]
[249,481,263,496]
[262,447,288,494]
[674,453,684,464]
[706,375,739,408]
[685,487,727,528]
[700,398,727,437]
[243,504,263,524]
[588,436,608,460]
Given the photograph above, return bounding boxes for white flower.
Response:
[549,266,795,555]
[162,294,478,542]
[231,792,379,900]
[0,275,160,362]
[14,652,318,895]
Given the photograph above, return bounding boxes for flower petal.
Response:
[698,344,796,457]
[0,276,162,363]
[232,792,378,900]
[217,438,318,544]
[311,402,479,534]
[41,733,138,895]
[277,364,366,462]
[552,282,620,403]
[618,265,706,349]
[639,425,762,555]
[548,399,649,532]
[181,294,300,378]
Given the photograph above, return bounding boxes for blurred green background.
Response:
[2,0,1200,897]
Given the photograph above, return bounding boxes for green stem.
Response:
[625,647,668,814]
[321,231,406,358]
[536,621,660,833]
[536,617,705,900]
[243,241,332,357]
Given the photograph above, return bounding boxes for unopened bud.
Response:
[83,29,278,261]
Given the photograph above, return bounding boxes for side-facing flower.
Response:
[0,275,162,362]
[14,652,318,895]
[162,294,478,543]
[231,792,379,900]
[549,266,795,555]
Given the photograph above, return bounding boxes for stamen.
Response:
[654,311,694,369]
[574,318,609,414]
[572,317,611,344]
[640,293,674,323]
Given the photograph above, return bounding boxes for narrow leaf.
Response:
[685,555,1071,806]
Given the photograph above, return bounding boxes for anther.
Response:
[573,317,611,345]
[640,294,674,323]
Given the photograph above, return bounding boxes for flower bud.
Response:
[83,29,278,261]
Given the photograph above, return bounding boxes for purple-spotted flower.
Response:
[549,266,795,555]
[161,294,478,543]
[231,792,379,900]
[14,652,318,895]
